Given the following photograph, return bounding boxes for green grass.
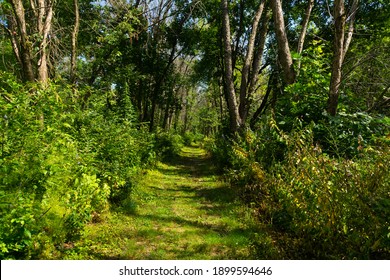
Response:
[62,146,257,260]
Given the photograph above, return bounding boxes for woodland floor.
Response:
[65,145,257,259]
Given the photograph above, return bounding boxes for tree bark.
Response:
[71,0,80,85]
[342,0,358,61]
[296,0,315,73]
[37,0,53,84]
[221,0,242,133]
[10,0,35,82]
[8,0,54,83]
[246,8,271,121]
[270,0,296,85]
[239,0,266,122]
[327,0,346,116]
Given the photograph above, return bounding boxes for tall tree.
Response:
[327,0,359,116]
[70,0,80,85]
[2,0,54,83]
[296,0,315,73]
[270,0,296,85]
[238,0,266,122]
[220,0,274,133]
[221,0,242,133]
[4,0,34,81]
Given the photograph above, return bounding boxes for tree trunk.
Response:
[10,0,35,82]
[1,16,23,69]
[327,0,346,116]
[221,0,242,133]
[297,0,315,73]
[270,0,296,85]
[250,72,275,129]
[342,0,358,61]
[36,0,53,84]
[232,0,245,73]
[149,86,158,132]
[246,8,271,121]
[239,0,266,122]
[8,0,54,83]
[71,0,80,85]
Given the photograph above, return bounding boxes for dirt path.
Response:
[69,146,256,259]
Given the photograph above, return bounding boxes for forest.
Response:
[0,0,389,260]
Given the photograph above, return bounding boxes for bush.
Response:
[0,193,37,259]
[213,117,390,259]
[259,127,390,259]
[314,112,390,158]
[204,134,233,171]
[154,132,184,160]
[0,76,157,258]
[183,131,204,146]
[207,117,288,172]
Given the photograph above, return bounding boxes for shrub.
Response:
[210,113,389,259]
[0,76,157,258]
[62,174,110,241]
[225,121,390,259]
[204,134,233,171]
[207,117,288,173]
[183,131,204,146]
[0,193,37,259]
[314,112,389,158]
[154,131,184,160]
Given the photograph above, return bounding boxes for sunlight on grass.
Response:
[67,146,257,260]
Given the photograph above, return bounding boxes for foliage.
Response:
[1,0,389,261]
[0,193,37,259]
[263,127,390,259]
[154,131,184,161]
[0,75,156,259]
[210,118,390,259]
[314,112,390,158]
[280,42,331,126]
[277,42,389,158]
[183,131,204,146]
[208,117,288,172]
[204,134,234,172]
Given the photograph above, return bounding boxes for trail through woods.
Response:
[69,146,256,259]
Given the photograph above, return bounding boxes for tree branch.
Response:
[0,23,22,66]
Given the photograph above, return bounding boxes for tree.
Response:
[221,0,242,133]
[341,0,389,114]
[296,0,315,73]
[238,0,267,122]
[70,0,80,85]
[1,0,54,83]
[327,0,359,116]
[270,0,296,85]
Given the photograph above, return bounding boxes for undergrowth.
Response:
[0,75,177,259]
[208,117,390,259]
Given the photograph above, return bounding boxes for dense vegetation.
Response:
[1,0,389,259]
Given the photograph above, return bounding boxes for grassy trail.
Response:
[68,146,256,259]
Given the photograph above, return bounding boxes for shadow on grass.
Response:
[99,146,260,260]
[88,212,256,260]
[160,148,217,179]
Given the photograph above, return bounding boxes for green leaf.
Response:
[24,229,32,239]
